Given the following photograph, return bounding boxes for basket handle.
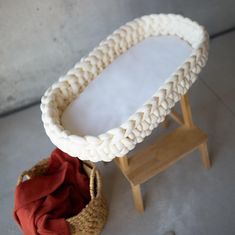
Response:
[17,171,30,186]
[89,167,97,200]
[16,160,102,200]
[88,165,102,200]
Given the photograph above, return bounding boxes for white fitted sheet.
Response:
[62,35,192,136]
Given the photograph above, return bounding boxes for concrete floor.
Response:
[1,31,235,235]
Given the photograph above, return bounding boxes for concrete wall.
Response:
[1,0,235,115]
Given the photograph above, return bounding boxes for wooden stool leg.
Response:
[169,109,184,125]
[131,184,144,212]
[180,94,194,128]
[162,116,170,128]
[115,156,129,171]
[199,142,211,169]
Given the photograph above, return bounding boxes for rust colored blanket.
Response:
[14,148,90,235]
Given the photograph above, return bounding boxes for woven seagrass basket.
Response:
[17,159,108,235]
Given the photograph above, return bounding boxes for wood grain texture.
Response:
[119,126,208,186]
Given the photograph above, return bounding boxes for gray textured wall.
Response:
[1,0,235,115]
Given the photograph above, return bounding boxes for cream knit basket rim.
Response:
[41,14,209,162]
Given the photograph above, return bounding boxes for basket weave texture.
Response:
[17,159,108,235]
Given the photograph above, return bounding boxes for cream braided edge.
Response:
[40,14,209,162]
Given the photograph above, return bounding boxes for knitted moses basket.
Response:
[41,14,209,162]
[17,160,108,235]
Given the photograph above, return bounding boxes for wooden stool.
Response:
[115,94,211,212]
